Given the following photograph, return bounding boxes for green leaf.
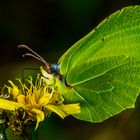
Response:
[56,6,140,122]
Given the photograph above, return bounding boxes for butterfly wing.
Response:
[58,6,140,122]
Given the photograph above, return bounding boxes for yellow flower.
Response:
[0,74,80,131]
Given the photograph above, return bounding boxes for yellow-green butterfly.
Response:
[19,6,140,123]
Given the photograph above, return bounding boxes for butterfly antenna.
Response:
[18,45,51,73]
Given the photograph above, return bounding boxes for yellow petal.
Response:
[17,95,26,105]
[0,98,20,110]
[30,94,37,107]
[45,104,67,119]
[8,80,19,98]
[17,95,26,108]
[38,93,50,106]
[31,109,44,130]
[59,103,80,115]
[44,103,80,119]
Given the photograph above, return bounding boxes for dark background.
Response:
[1,0,140,140]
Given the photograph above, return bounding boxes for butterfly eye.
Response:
[50,64,60,75]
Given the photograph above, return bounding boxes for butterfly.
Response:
[18,6,140,123]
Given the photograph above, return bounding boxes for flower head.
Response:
[0,72,80,135]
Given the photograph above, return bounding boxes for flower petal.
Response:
[44,103,80,119]
[59,103,80,115]
[38,93,50,106]
[0,98,20,110]
[45,104,67,118]
[17,95,26,105]
[31,109,44,130]
[8,80,19,98]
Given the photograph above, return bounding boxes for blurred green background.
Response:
[1,0,140,140]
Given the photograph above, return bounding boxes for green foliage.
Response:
[57,6,140,122]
